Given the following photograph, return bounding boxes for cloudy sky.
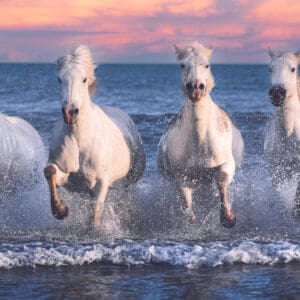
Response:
[0,0,299,63]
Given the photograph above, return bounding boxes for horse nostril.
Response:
[71,108,79,116]
[62,107,79,117]
[199,83,205,90]
[186,82,193,90]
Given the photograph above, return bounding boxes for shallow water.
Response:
[0,64,299,298]
[1,264,300,299]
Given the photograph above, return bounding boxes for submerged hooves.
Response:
[93,222,101,231]
[51,200,69,220]
[292,207,300,219]
[220,208,236,228]
[184,208,196,223]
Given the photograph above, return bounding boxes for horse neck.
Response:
[182,94,212,138]
[277,93,300,137]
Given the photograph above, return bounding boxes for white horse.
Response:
[264,49,300,214]
[0,113,45,196]
[44,45,146,229]
[158,42,244,228]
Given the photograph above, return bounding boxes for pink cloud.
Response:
[249,0,300,24]
[0,0,299,62]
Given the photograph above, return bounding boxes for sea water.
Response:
[0,63,299,299]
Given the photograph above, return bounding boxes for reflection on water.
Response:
[1,264,300,299]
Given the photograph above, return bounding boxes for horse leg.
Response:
[216,163,236,228]
[180,186,196,222]
[293,181,300,217]
[93,181,109,229]
[44,164,69,219]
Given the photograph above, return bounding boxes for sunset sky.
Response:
[0,0,299,63]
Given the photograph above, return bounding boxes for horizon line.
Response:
[0,61,268,65]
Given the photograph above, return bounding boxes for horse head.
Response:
[268,49,300,107]
[174,41,214,103]
[56,45,97,124]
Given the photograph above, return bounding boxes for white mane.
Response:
[175,41,213,63]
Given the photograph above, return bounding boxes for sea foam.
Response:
[0,240,299,270]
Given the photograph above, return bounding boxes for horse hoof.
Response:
[220,209,236,228]
[93,222,101,231]
[292,207,300,219]
[52,202,69,220]
[184,208,196,223]
[189,214,196,223]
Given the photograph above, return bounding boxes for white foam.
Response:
[0,240,300,270]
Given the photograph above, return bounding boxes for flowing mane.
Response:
[175,41,213,63]
[57,45,97,97]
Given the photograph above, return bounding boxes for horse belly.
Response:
[159,140,214,186]
[65,171,95,195]
[109,148,131,183]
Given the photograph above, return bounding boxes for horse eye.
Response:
[83,78,87,83]
[180,64,184,69]
[57,77,62,84]
[291,67,296,73]
[205,64,210,69]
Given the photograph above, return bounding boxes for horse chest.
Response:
[169,128,214,170]
[273,129,300,168]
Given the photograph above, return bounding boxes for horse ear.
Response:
[204,46,213,59]
[174,44,185,61]
[194,42,213,59]
[173,44,181,54]
[268,48,275,58]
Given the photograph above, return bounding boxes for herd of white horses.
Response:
[0,42,299,229]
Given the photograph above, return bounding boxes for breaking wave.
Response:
[0,240,299,270]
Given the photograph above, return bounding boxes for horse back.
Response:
[0,114,45,163]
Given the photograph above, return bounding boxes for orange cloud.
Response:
[0,0,299,63]
[0,0,217,29]
[249,0,300,24]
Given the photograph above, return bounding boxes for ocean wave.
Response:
[0,240,299,270]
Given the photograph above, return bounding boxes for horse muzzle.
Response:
[62,106,79,124]
[186,81,206,103]
[269,85,286,107]
[188,88,206,103]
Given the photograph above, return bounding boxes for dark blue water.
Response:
[0,64,299,299]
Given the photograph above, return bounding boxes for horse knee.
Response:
[44,165,56,179]
[44,164,68,186]
[218,162,235,185]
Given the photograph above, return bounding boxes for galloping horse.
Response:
[44,45,146,229]
[158,42,244,228]
[264,49,300,215]
[0,113,45,196]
